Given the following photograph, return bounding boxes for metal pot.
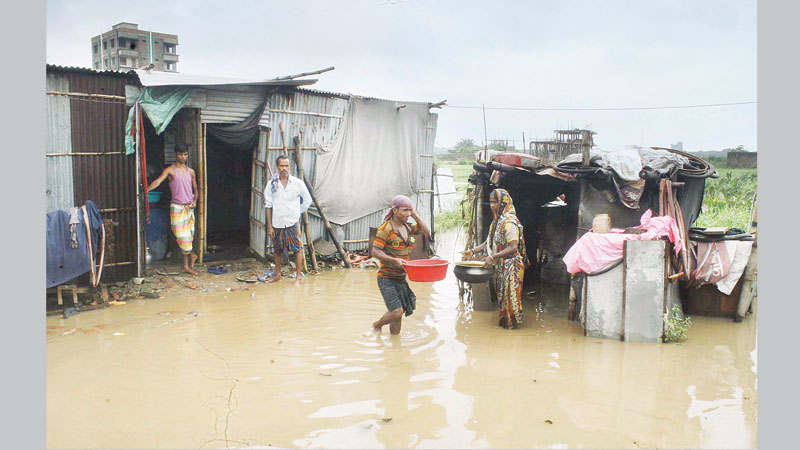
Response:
[453,263,494,284]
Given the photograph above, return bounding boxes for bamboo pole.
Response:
[46,91,126,100]
[271,66,335,81]
[46,152,124,156]
[201,123,208,263]
[294,135,319,273]
[296,170,351,268]
[278,122,289,157]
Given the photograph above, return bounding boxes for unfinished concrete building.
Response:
[91,22,179,72]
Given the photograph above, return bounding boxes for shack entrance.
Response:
[204,133,255,262]
[477,174,580,289]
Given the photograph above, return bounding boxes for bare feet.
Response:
[190,253,198,270]
[266,275,282,283]
[182,266,197,275]
[372,321,382,333]
[294,278,301,287]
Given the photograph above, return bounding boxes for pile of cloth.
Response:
[687,228,754,295]
[46,201,105,288]
[563,209,683,275]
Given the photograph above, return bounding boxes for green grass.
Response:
[434,162,474,233]
[695,168,757,230]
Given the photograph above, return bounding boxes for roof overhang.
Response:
[134,68,318,88]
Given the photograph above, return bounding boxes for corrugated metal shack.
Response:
[46,64,439,283]
[46,65,142,282]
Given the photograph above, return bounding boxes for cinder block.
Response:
[623,240,667,342]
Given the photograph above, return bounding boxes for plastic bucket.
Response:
[404,259,450,282]
[147,191,163,203]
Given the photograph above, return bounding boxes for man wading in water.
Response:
[371,195,431,335]
[147,143,199,275]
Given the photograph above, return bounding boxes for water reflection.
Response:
[46,229,757,449]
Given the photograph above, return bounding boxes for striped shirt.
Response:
[373,219,420,279]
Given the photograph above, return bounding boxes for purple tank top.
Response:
[169,165,194,204]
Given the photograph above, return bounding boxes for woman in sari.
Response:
[463,188,528,329]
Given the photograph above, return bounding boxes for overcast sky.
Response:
[46,0,757,151]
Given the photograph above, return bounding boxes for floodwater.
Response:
[46,230,757,449]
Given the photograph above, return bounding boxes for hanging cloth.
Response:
[206,91,270,149]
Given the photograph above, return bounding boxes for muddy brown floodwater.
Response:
[46,230,757,449]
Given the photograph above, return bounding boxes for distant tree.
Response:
[453,138,480,154]
[727,145,748,153]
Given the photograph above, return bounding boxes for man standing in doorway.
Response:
[147,143,199,275]
[265,155,312,286]
[371,195,431,335]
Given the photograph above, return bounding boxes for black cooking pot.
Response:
[453,263,494,283]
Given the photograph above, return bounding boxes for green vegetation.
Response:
[695,168,757,230]
[434,160,474,233]
[664,305,692,343]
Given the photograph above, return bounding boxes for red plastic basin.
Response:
[404,259,450,282]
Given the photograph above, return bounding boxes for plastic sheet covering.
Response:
[561,146,643,181]
[313,96,428,224]
[125,87,192,154]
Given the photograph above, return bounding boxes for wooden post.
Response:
[297,169,351,268]
[293,135,319,273]
[279,122,289,157]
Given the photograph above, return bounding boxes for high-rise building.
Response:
[91,22,179,72]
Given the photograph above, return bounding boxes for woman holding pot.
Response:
[464,188,528,329]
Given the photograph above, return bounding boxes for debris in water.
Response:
[532,379,537,382]
[156,312,201,327]
[61,307,81,318]
[381,417,392,422]
[47,325,64,330]
[63,328,78,335]
[544,419,553,424]
[250,293,256,298]
[112,332,126,336]
[319,373,332,376]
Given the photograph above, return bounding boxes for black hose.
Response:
[586,258,624,276]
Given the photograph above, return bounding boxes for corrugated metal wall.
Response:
[46,74,75,212]
[204,87,439,256]
[61,70,139,282]
[201,86,271,127]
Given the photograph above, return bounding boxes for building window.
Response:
[103,59,108,67]
[119,56,127,66]
[103,40,107,50]
[94,62,99,69]
[164,43,175,54]
[165,61,175,71]
[118,38,125,47]
[111,57,116,67]
[132,58,138,67]
[111,38,115,48]
[93,44,98,54]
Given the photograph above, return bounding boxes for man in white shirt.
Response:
[264,155,312,286]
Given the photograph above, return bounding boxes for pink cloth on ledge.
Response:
[562,209,683,275]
